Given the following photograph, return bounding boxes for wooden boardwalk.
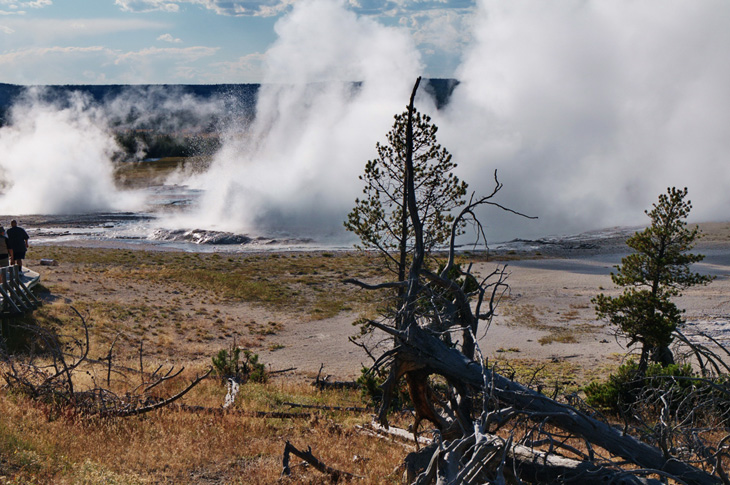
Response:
[1,266,40,315]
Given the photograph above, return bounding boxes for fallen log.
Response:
[372,320,721,484]
[282,441,360,482]
[171,404,312,419]
[313,364,359,390]
[409,432,665,485]
[283,401,367,412]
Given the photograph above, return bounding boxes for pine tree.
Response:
[593,187,712,372]
[344,108,467,283]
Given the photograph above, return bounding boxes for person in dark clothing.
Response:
[7,220,28,272]
[0,226,11,269]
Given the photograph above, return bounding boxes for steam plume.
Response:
[0,88,143,214]
[169,0,421,239]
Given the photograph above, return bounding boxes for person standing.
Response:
[7,220,28,272]
[0,226,11,268]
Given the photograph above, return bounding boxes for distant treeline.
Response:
[0,79,458,160]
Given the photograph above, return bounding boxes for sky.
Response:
[0,0,469,84]
[1,0,729,243]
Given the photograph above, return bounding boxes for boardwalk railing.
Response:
[1,265,40,315]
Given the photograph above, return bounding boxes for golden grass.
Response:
[32,247,385,320]
[0,373,405,484]
[0,247,412,483]
[0,245,621,483]
[21,248,393,364]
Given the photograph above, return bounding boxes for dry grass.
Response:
[0,374,405,484]
[0,245,622,483]
[32,247,385,318]
[0,247,410,483]
[22,248,389,363]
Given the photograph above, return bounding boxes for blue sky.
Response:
[0,0,471,84]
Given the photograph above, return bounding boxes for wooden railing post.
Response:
[0,265,39,314]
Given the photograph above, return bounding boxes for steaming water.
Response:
[8,184,341,253]
[2,183,637,255]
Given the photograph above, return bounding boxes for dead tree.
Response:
[346,78,725,484]
[0,307,210,418]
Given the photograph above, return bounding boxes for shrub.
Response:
[357,366,410,409]
[212,345,267,384]
[584,360,695,413]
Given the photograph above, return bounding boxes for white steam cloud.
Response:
[170,0,421,238]
[4,0,730,246]
[435,0,730,240]
[0,89,144,214]
[176,0,730,243]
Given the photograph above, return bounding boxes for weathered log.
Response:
[362,420,433,446]
[313,364,359,390]
[405,429,665,485]
[282,441,360,482]
[377,320,720,484]
[172,403,312,419]
[283,401,367,412]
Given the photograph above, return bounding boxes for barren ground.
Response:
[24,221,730,383]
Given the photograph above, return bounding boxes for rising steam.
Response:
[436,0,730,240]
[175,0,730,243]
[0,88,144,214]
[3,0,730,245]
[167,0,422,239]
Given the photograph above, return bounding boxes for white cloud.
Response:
[0,0,50,8]
[115,0,298,17]
[0,44,220,84]
[114,0,473,19]
[193,0,294,16]
[0,45,109,65]
[401,8,472,54]
[157,32,182,43]
[208,52,266,82]
[0,24,13,33]
[0,17,168,44]
[0,0,48,14]
[113,45,218,64]
[115,0,180,13]
[82,70,108,83]
[0,46,115,84]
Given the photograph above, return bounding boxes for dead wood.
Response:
[111,368,211,417]
[342,78,727,484]
[282,401,367,412]
[360,421,433,446]
[171,403,312,419]
[313,363,359,390]
[282,441,361,482]
[409,432,666,485]
[1,309,212,419]
[387,320,719,484]
[269,366,297,375]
